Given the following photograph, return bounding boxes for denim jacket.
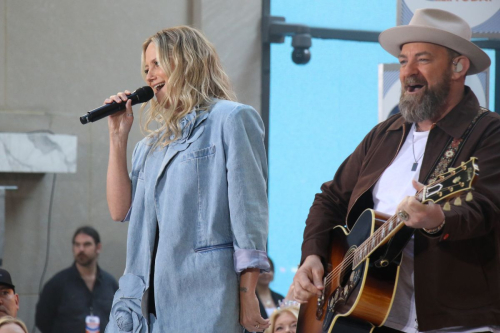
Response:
[105,100,270,333]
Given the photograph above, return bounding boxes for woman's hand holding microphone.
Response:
[105,90,134,140]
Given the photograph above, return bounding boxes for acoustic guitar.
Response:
[297,157,479,333]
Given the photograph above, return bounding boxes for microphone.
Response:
[80,86,154,125]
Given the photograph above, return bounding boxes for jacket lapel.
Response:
[155,145,180,185]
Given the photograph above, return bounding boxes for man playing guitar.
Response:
[294,9,500,333]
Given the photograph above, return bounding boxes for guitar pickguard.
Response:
[321,247,364,332]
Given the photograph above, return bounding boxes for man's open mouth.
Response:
[406,84,425,93]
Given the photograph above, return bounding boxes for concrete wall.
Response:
[0,0,262,330]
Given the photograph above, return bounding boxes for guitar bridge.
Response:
[316,277,328,320]
[315,277,327,319]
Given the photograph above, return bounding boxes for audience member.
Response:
[0,269,18,319]
[0,316,27,333]
[264,301,299,333]
[256,258,284,319]
[35,226,118,333]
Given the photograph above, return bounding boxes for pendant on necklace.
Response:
[412,162,418,171]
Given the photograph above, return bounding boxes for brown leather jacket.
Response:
[301,87,500,330]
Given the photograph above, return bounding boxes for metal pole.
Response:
[261,0,271,158]
[496,49,499,113]
[0,188,4,267]
[0,186,17,266]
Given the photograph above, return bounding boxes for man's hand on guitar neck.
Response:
[397,179,446,231]
[292,255,324,303]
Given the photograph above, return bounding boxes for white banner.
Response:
[397,0,500,38]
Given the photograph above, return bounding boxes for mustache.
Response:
[404,76,427,87]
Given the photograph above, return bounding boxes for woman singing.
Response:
[105,26,270,333]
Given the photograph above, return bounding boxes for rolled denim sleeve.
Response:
[234,245,270,273]
[223,105,270,273]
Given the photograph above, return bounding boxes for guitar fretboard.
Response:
[352,214,406,268]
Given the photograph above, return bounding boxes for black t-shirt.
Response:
[35,263,118,333]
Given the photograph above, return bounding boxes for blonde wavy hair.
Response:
[0,316,28,333]
[265,305,299,333]
[140,26,236,147]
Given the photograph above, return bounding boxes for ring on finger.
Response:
[126,113,133,117]
[398,210,410,222]
[254,324,260,329]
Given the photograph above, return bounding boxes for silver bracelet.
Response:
[423,220,446,234]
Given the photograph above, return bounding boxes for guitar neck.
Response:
[352,157,478,268]
[352,213,407,268]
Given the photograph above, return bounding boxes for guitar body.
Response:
[297,209,401,333]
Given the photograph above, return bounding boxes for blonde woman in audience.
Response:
[0,316,28,333]
[265,301,299,333]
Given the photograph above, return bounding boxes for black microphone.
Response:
[80,86,154,125]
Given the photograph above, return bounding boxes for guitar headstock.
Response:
[421,157,479,205]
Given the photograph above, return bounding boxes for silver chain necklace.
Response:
[411,128,425,171]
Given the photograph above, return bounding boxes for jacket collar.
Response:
[434,86,480,138]
[71,262,102,280]
[386,86,480,138]
[155,108,210,184]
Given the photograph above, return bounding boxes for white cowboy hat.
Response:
[379,8,490,75]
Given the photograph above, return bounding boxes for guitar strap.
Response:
[374,107,489,268]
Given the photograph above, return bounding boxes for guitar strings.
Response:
[323,213,401,286]
[322,169,462,287]
[322,202,405,285]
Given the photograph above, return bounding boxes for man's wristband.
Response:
[422,219,446,234]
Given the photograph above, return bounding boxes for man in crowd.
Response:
[36,226,118,333]
[0,268,19,318]
[293,8,500,332]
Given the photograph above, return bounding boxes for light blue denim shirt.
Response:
[105,100,270,333]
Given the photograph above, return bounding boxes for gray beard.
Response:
[399,74,451,123]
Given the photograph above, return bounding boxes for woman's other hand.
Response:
[240,291,270,332]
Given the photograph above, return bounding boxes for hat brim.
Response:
[0,282,15,291]
[379,25,491,75]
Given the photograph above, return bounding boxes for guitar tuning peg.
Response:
[466,192,473,202]
[443,201,451,211]
[454,197,462,206]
